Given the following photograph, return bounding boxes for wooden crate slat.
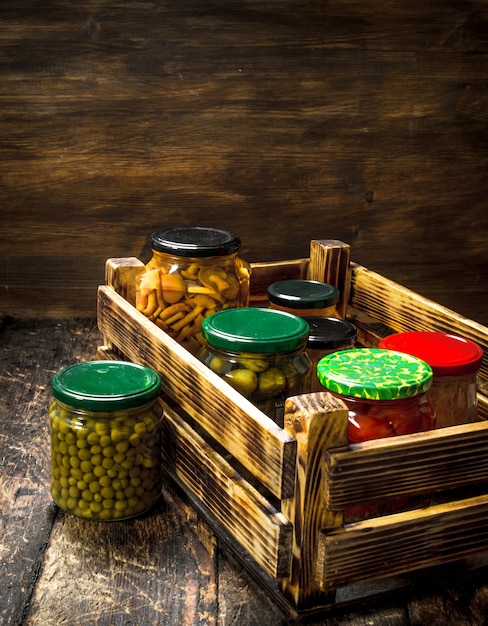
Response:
[317,494,488,591]
[249,258,309,306]
[325,421,488,509]
[162,402,292,579]
[349,262,488,386]
[97,283,297,500]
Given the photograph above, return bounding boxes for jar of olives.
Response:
[198,308,312,426]
[49,360,163,521]
[136,226,251,355]
[267,279,340,318]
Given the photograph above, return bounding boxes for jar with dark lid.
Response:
[198,308,312,426]
[267,279,340,318]
[304,316,357,392]
[136,226,251,355]
[378,331,483,427]
[49,361,163,521]
[317,348,435,518]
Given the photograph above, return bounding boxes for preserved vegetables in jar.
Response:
[198,308,312,426]
[136,226,251,355]
[379,331,483,427]
[317,348,435,518]
[49,361,163,521]
[303,316,357,392]
[268,279,340,318]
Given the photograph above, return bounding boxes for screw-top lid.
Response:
[304,316,357,349]
[378,331,483,376]
[202,308,310,353]
[267,279,339,309]
[317,348,433,400]
[150,226,241,257]
[51,361,161,411]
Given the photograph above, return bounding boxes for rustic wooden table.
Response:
[2,316,488,625]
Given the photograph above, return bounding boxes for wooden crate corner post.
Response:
[308,240,351,320]
[281,392,349,610]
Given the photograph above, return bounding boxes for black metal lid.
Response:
[150,226,241,257]
[304,316,357,349]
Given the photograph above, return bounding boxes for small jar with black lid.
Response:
[198,308,312,426]
[378,331,483,427]
[267,279,340,318]
[304,316,357,392]
[49,360,163,521]
[136,226,251,355]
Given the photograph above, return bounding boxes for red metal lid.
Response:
[378,331,483,376]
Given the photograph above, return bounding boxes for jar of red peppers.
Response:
[317,348,435,518]
[136,226,251,355]
[378,331,483,428]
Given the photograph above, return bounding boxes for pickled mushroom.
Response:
[160,273,186,304]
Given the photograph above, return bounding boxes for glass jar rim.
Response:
[51,361,161,411]
[150,226,241,257]
[202,308,309,353]
[317,348,433,400]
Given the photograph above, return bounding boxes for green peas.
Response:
[49,400,162,521]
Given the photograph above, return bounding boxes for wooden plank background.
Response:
[0,0,487,323]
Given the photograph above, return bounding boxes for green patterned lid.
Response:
[317,348,433,400]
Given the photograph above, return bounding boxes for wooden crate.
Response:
[96,240,488,618]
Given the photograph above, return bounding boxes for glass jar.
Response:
[136,226,251,355]
[378,331,483,428]
[304,316,357,392]
[267,279,340,318]
[49,360,163,521]
[317,348,435,519]
[198,308,312,426]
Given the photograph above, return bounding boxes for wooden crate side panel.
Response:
[324,421,488,510]
[348,262,488,391]
[317,494,488,591]
[97,285,297,500]
[105,257,144,306]
[249,259,309,306]
[162,403,292,579]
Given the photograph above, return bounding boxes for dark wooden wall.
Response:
[1,0,487,324]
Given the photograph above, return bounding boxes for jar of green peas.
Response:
[49,360,162,521]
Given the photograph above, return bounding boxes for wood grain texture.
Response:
[97,283,297,500]
[317,494,488,591]
[0,0,487,322]
[324,421,488,509]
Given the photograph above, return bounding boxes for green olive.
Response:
[237,356,269,373]
[224,368,257,397]
[256,368,286,399]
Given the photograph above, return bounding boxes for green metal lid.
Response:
[317,348,433,400]
[202,308,310,354]
[51,361,161,411]
[267,279,339,309]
